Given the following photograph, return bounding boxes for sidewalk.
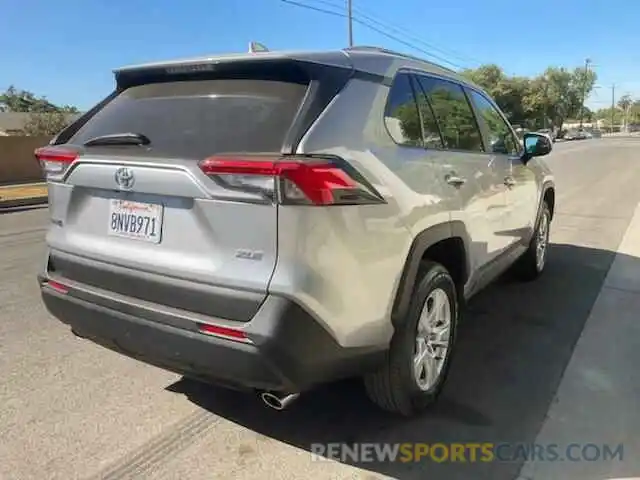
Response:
[517,203,640,480]
[0,182,48,209]
[601,131,640,137]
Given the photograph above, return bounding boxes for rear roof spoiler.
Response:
[114,50,353,77]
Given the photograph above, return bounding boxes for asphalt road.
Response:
[1,138,639,480]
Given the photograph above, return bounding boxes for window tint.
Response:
[412,77,444,149]
[415,76,483,152]
[468,89,520,155]
[384,73,422,147]
[70,79,308,159]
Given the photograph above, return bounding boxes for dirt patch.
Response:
[0,183,48,201]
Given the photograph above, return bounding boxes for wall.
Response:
[0,136,51,184]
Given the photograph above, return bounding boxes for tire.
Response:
[364,261,458,416]
[513,201,551,281]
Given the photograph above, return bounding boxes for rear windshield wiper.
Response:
[83,132,151,147]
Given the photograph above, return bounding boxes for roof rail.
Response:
[344,45,459,74]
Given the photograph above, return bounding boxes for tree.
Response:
[594,107,622,128]
[618,94,632,112]
[629,100,640,125]
[0,85,79,135]
[534,66,596,132]
[571,65,597,123]
[462,63,598,133]
[60,105,80,114]
[0,85,74,113]
[581,106,593,122]
[22,112,72,136]
[594,96,640,129]
[616,94,633,129]
[461,65,530,126]
[523,76,550,130]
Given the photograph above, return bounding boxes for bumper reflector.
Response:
[45,279,69,294]
[197,323,250,343]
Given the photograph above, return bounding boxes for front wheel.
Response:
[513,202,551,281]
[364,261,458,416]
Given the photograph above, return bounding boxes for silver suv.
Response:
[37,46,555,416]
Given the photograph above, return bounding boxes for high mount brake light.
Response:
[35,146,79,177]
[198,156,383,206]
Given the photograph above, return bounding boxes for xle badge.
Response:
[235,249,264,261]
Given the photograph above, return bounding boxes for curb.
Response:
[0,196,48,211]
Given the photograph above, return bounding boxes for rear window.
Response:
[70,79,308,159]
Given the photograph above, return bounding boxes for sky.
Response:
[1,0,639,111]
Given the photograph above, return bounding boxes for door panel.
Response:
[506,155,539,241]
[464,87,531,249]
[413,74,508,273]
[442,152,509,270]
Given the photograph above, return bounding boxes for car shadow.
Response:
[167,242,619,480]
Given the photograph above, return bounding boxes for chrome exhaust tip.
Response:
[260,392,300,411]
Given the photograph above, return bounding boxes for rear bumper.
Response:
[38,274,386,393]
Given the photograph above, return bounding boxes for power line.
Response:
[350,16,464,69]
[280,0,344,19]
[280,0,466,69]
[307,0,483,67]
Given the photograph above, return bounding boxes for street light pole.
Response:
[579,58,591,129]
[347,0,353,46]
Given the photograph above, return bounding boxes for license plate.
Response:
[108,199,163,244]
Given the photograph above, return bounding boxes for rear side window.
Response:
[412,78,445,149]
[415,76,484,152]
[70,79,308,159]
[384,73,423,147]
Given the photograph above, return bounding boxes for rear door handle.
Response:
[504,176,516,187]
[445,174,466,187]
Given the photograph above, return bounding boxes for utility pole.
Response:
[622,93,630,132]
[347,0,353,46]
[611,83,615,134]
[578,58,591,129]
[543,77,549,130]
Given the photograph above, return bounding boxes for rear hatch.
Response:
[41,56,354,322]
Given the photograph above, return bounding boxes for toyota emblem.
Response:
[114,167,135,190]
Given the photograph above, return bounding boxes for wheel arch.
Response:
[541,182,555,220]
[390,221,471,328]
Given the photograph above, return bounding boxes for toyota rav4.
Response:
[37,46,555,416]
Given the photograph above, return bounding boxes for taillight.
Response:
[35,146,79,178]
[198,155,384,206]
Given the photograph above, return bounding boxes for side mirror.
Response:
[522,133,552,162]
